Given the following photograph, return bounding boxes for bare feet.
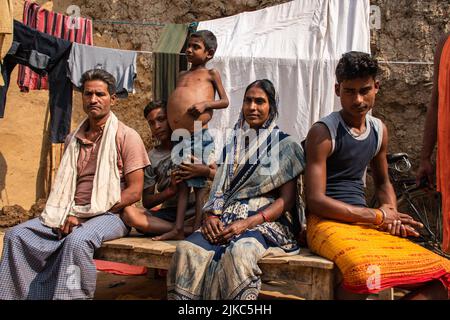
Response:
[152,228,185,241]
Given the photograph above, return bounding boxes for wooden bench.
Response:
[94,235,337,300]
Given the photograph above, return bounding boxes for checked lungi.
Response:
[0,213,128,300]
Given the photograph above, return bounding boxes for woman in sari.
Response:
[167,79,305,300]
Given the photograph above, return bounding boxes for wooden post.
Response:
[311,268,335,300]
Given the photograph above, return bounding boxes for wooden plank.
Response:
[260,255,334,270]
[102,242,135,250]
[126,240,177,255]
[288,283,313,300]
[288,256,334,269]
[260,264,312,284]
[258,257,290,265]
[260,281,309,300]
[101,237,335,269]
[95,247,172,270]
[125,238,178,249]
[310,268,335,300]
[103,238,177,253]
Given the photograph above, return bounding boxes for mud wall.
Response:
[0,0,448,210]
[0,0,51,209]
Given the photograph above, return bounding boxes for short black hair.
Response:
[143,100,166,119]
[190,30,218,53]
[80,69,116,95]
[335,51,379,83]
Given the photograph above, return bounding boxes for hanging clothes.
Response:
[0,21,73,143]
[152,24,190,102]
[0,0,14,86]
[197,0,371,151]
[18,0,93,92]
[68,43,137,98]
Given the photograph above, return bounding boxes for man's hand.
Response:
[380,222,421,238]
[59,216,86,237]
[187,102,208,118]
[416,158,434,187]
[201,215,224,244]
[379,204,423,227]
[378,204,423,238]
[216,219,250,244]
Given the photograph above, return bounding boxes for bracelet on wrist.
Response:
[373,208,385,226]
[378,208,387,225]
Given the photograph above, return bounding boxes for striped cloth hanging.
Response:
[18,1,93,92]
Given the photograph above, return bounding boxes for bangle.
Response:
[207,215,219,220]
[379,208,387,225]
[373,208,385,226]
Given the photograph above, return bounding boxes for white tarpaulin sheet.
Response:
[197,0,370,149]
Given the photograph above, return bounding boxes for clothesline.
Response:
[93,19,166,27]
[91,19,201,29]
[127,50,186,55]
[126,50,433,65]
[378,60,433,65]
[115,48,434,64]
[85,20,435,65]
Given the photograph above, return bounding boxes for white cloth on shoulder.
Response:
[40,112,121,228]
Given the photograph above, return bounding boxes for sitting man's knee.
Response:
[4,224,28,243]
[64,230,98,251]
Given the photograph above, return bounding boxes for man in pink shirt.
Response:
[0,69,150,300]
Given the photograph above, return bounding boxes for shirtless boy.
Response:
[155,30,229,240]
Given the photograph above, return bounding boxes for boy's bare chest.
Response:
[177,71,212,87]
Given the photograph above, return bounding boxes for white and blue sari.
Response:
[167,115,305,300]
